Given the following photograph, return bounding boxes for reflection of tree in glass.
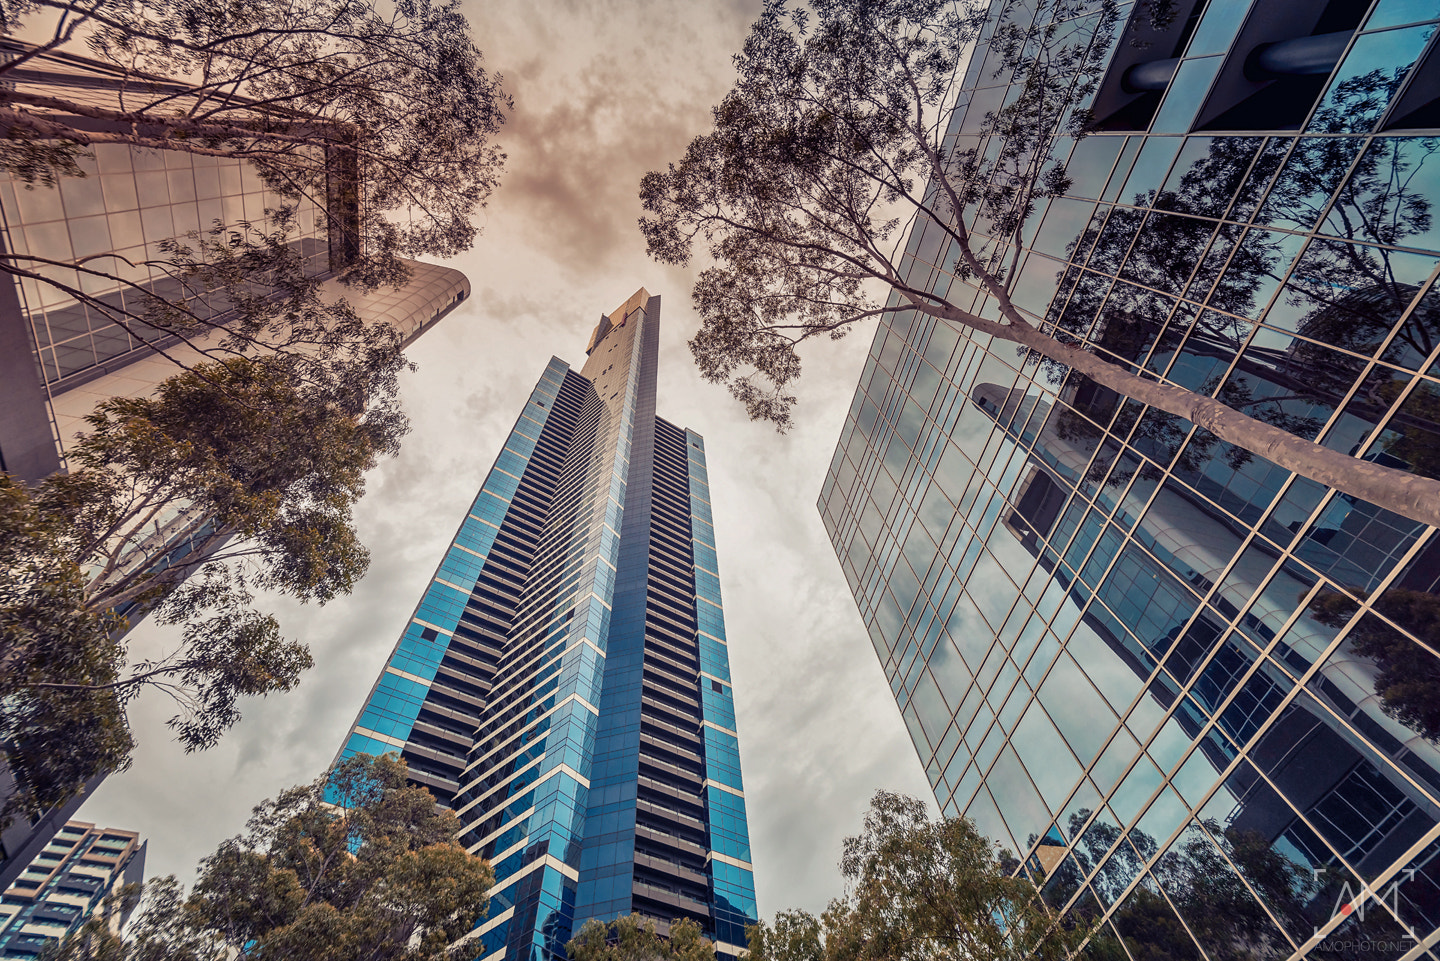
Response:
[1049,372,1322,490]
[1375,381,1440,481]
[1101,887,1201,961]
[1035,809,1343,959]
[1040,76,1440,492]
[1037,797,1430,957]
[1156,825,1318,958]
[1315,68,1428,139]
[1311,589,1440,742]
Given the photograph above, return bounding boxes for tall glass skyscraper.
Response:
[336,290,756,961]
[820,0,1440,956]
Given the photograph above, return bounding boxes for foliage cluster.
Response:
[0,0,507,822]
[44,755,494,961]
[1,342,404,826]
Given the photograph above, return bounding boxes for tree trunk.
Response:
[923,298,1440,531]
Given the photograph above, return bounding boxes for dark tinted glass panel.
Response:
[1119,213,1214,295]
[1086,207,1144,276]
[1266,241,1437,365]
[1185,224,1244,307]
[1151,821,1293,960]
[1229,137,1290,221]
[1064,136,1126,200]
[1294,494,1426,594]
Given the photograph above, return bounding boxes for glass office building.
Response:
[335,290,757,961]
[0,40,470,895]
[819,0,1440,956]
[0,39,467,482]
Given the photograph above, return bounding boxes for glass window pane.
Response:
[1118,137,1184,206]
[1151,56,1222,134]
[1367,0,1440,29]
[1188,0,1253,55]
[1014,702,1083,807]
[1314,229,1435,310]
[1121,212,1214,296]
[1326,138,1440,255]
[1039,652,1117,765]
[1064,135,1126,200]
[1308,25,1435,134]
[1254,138,1365,232]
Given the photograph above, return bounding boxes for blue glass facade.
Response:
[338,290,756,960]
[335,357,570,799]
[820,0,1440,956]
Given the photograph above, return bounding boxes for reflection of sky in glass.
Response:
[1064,135,1125,200]
[1151,57,1222,136]
[1367,0,1440,30]
[1327,137,1440,254]
[1188,0,1254,56]
[1119,136,1183,204]
[1308,25,1435,134]
[1254,139,1364,231]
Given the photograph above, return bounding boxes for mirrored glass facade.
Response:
[0,43,339,482]
[0,143,327,386]
[820,0,1440,955]
[336,290,756,961]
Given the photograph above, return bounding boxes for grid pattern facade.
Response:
[0,821,144,959]
[336,291,756,961]
[819,0,1440,956]
[0,142,326,386]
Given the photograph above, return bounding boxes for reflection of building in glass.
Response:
[820,0,1440,955]
[0,43,470,897]
[0,821,144,959]
[334,291,757,961]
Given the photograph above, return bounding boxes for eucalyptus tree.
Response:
[568,915,722,961]
[746,792,1090,961]
[0,0,506,823]
[1,339,403,827]
[641,0,1440,529]
[43,755,494,961]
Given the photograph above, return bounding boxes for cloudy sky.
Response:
[82,0,935,920]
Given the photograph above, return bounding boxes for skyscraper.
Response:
[820,0,1440,956]
[336,290,757,960]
